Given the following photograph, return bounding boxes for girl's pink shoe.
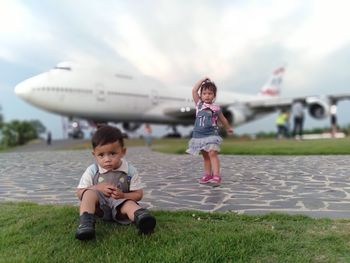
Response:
[210,175,221,187]
[199,174,213,184]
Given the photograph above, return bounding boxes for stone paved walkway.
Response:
[1,140,350,218]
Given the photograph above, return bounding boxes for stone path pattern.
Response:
[1,143,350,218]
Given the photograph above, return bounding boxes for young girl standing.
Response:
[187,77,233,186]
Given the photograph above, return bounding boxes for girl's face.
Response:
[200,88,215,104]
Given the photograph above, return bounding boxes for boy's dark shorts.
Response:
[94,190,132,225]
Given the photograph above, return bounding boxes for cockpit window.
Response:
[54,66,71,71]
[115,73,132,79]
[53,61,73,71]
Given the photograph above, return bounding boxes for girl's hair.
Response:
[200,80,217,97]
[91,125,124,149]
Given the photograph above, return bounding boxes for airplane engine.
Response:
[306,97,330,119]
[122,122,141,132]
[223,106,247,126]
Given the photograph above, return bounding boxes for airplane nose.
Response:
[14,80,31,99]
[15,81,29,98]
[15,76,40,99]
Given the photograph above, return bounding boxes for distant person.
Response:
[75,125,156,240]
[276,109,289,139]
[143,123,152,148]
[284,110,290,138]
[46,131,52,145]
[330,105,337,137]
[186,77,233,187]
[291,100,304,139]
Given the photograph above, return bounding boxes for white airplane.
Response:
[14,61,350,137]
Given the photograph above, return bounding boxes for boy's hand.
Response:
[111,188,125,199]
[95,182,116,197]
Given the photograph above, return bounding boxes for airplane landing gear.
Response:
[164,126,181,138]
[67,120,84,139]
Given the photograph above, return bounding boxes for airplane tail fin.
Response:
[259,66,285,97]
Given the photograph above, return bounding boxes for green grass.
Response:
[14,136,350,155]
[152,137,350,155]
[66,138,149,150]
[66,137,350,155]
[1,202,350,262]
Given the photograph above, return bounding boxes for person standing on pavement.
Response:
[186,77,233,187]
[46,131,52,145]
[276,109,289,139]
[291,100,304,139]
[143,123,152,148]
[330,104,337,137]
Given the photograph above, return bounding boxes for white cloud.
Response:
[0,0,28,35]
[100,1,309,85]
[107,14,172,80]
[2,0,350,138]
[0,47,16,62]
[0,0,54,63]
[285,0,350,58]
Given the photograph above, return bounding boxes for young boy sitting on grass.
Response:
[75,125,156,240]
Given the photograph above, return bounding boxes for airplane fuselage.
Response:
[15,63,265,126]
[16,62,348,134]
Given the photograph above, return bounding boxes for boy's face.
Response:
[92,141,126,171]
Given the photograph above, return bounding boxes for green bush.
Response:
[1,120,38,147]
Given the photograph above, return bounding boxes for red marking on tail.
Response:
[261,88,279,96]
[273,67,285,75]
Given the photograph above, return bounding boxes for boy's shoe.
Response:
[199,174,213,184]
[75,212,96,240]
[134,208,156,235]
[209,175,222,187]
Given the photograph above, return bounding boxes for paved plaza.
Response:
[1,140,350,218]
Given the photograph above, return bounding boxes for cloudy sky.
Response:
[1,0,350,138]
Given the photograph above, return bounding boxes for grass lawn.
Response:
[6,136,350,155]
[151,137,350,155]
[3,137,349,261]
[61,136,350,155]
[1,202,350,263]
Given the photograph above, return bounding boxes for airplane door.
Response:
[95,83,105,102]
[150,90,159,105]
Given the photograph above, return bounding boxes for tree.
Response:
[1,120,38,147]
[0,105,3,129]
[30,119,46,135]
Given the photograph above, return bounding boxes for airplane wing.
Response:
[163,107,196,119]
[241,92,350,110]
[235,92,350,122]
[244,97,294,109]
[147,92,350,127]
[328,93,350,103]
[143,102,196,125]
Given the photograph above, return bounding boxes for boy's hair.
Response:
[200,80,217,97]
[91,125,124,149]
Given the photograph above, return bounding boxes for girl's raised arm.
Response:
[192,77,209,105]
